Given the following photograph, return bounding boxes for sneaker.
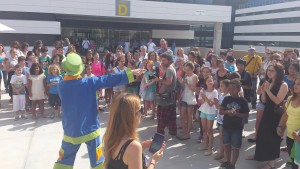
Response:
[285,160,292,167]
[197,136,203,143]
[214,153,224,160]
[14,115,20,121]
[219,161,231,169]
[21,114,28,119]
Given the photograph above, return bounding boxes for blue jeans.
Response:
[223,128,243,149]
[251,78,258,106]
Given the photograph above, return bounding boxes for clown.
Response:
[53,53,143,169]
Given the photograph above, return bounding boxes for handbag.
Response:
[155,91,175,106]
[274,98,291,116]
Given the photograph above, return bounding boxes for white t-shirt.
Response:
[82,40,90,49]
[198,89,218,114]
[147,42,156,52]
[181,74,197,105]
[10,74,27,95]
[124,42,130,53]
[113,66,127,92]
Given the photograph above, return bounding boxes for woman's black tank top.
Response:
[107,139,147,169]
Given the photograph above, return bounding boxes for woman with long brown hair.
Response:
[103,93,165,169]
[277,76,300,169]
[249,63,289,169]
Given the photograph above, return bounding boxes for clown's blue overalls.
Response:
[53,70,134,169]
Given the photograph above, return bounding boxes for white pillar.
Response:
[213,22,223,56]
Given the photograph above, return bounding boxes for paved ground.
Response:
[0,90,290,169]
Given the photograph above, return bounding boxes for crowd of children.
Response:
[1,39,300,169]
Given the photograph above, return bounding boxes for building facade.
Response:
[233,0,300,52]
[0,0,231,54]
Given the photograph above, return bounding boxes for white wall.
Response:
[0,20,60,34]
[236,1,300,14]
[233,45,300,53]
[235,11,300,22]
[152,30,194,39]
[234,23,300,33]
[0,0,232,23]
[234,36,300,42]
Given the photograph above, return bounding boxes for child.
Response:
[219,79,250,169]
[0,55,3,107]
[177,61,198,140]
[142,60,158,119]
[127,59,140,95]
[112,55,127,95]
[104,53,114,105]
[26,51,37,68]
[18,56,30,111]
[10,64,27,120]
[198,76,218,156]
[292,130,300,169]
[215,79,230,162]
[228,72,244,98]
[47,65,63,118]
[236,59,252,103]
[91,52,106,101]
[196,66,212,143]
[40,46,51,77]
[28,63,47,119]
[84,64,94,78]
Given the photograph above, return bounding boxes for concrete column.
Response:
[213,22,223,56]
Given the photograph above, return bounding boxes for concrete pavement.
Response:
[0,91,290,169]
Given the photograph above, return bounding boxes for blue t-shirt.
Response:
[22,67,30,75]
[47,75,63,94]
[0,57,2,73]
[284,75,294,89]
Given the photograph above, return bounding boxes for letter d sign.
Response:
[116,0,130,16]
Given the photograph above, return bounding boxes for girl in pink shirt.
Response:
[91,52,106,76]
[91,52,106,106]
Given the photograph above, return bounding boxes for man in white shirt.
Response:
[147,39,156,52]
[139,45,148,62]
[82,38,90,52]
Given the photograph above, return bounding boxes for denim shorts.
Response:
[217,122,222,129]
[222,128,243,149]
[200,112,215,121]
[180,101,195,108]
[256,101,265,110]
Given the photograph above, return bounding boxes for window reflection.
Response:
[62,28,150,53]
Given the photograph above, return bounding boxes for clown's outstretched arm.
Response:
[91,69,144,90]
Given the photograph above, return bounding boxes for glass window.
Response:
[62,27,151,53]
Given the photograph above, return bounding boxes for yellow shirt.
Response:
[243,55,262,78]
[286,99,300,139]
